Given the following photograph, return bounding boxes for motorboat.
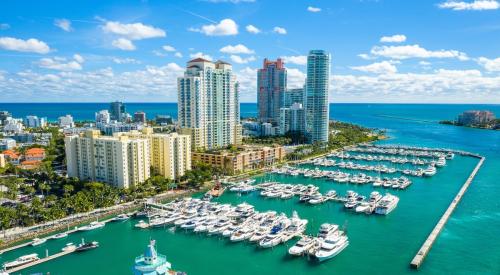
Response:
[51,232,68,239]
[435,157,446,167]
[259,225,284,248]
[78,221,105,231]
[369,191,382,204]
[423,165,437,176]
[194,217,217,233]
[344,200,358,209]
[207,218,231,235]
[307,194,325,205]
[149,217,168,228]
[317,223,339,239]
[325,190,337,198]
[2,253,39,269]
[446,152,455,160]
[288,236,317,256]
[313,232,349,262]
[230,226,255,242]
[355,202,371,213]
[31,238,47,246]
[134,220,149,229]
[222,224,240,238]
[375,194,400,215]
[61,242,77,252]
[113,214,130,221]
[76,239,99,252]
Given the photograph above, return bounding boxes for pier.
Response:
[410,156,485,269]
[5,247,76,273]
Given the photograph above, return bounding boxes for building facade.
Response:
[457,110,496,126]
[65,130,150,188]
[257,58,287,125]
[284,88,305,108]
[24,116,47,128]
[305,50,330,143]
[134,111,147,124]
[58,115,75,128]
[110,101,126,122]
[279,103,306,135]
[95,110,111,124]
[178,58,241,150]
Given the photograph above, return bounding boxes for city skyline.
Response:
[0,0,499,103]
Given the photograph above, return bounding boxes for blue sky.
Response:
[0,0,499,103]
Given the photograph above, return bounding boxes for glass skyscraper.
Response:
[257,58,287,125]
[305,50,330,143]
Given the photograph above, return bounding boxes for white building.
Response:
[178,58,242,150]
[2,118,24,134]
[279,103,306,135]
[24,116,47,128]
[261,122,279,136]
[65,130,150,188]
[58,115,75,128]
[95,110,111,124]
[0,138,16,150]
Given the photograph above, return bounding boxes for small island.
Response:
[440,110,500,130]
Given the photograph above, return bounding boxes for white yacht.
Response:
[317,223,339,239]
[61,242,77,252]
[423,165,437,176]
[288,236,317,256]
[2,253,39,269]
[51,232,68,239]
[259,226,284,248]
[207,218,231,235]
[194,217,217,233]
[313,232,349,262]
[31,238,47,246]
[222,224,240,238]
[113,214,130,221]
[435,157,446,167]
[78,221,105,231]
[355,202,371,213]
[135,220,150,229]
[307,194,325,205]
[230,226,255,242]
[375,194,400,215]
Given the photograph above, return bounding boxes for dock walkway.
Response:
[6,248,76,273]
[410,157,485,269]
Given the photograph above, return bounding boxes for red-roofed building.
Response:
[25,148,46,161]
[2,150,20,165]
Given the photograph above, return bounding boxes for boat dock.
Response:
[410,156,485,269]
[5,247,76,273]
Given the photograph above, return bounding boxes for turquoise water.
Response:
[1,104,499,274]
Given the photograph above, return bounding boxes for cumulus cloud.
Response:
[370,44,469,60]
[246,25,260,34]
[287,68,307,88]
[0,37,50,54]
[380,34,406,43]
[189,52,213,61]
[273,27,287,34]
[175,52,183,58]
[281,55,307,65]
[190,19,238,36]
[438,0,499,10]
[477,57,500,71]
[112,38,136,51]
[162,45,176,52]
[112,57,141,64]
[220,44,254,54]
[54,19,73,32]
[230,55,255,64]
[102,21,166,40]
[0,23,10,30]
[307,6,321,12]
[38,57,82,71]
[351,61,398,74]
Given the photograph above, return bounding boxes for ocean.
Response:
[0,103,499,274]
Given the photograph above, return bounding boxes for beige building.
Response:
[0,154,5,168]
[120,128,191,180]
[192,145,286,175]
[65,130,150,188]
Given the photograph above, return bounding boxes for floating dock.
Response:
[5,248,76,273]
[410,156,485,269]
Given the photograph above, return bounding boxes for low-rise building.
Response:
[192,145,286,175]
[24,148,46,161]
[2,118,24,133]
[0,138,16,150]
[0,153,5,168]
[1,150,20,165]
[58,115,75,128]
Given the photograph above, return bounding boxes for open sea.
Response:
[0,103,499,275]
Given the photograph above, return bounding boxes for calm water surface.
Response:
[0,103,499,274]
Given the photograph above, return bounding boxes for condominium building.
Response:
[257,58,287,125]
[110,101,126,122]
[121,128,191,180]
[24,115,47,128]
[305,50,330,143]
[284,87,305,108]
[65,130,150,188]
[134,111,147,124]
[192,145,286,175]
[95,110,111,124]
[457,110,496,126]
[279,103,306,135]
[58,115,75,128]
[2,118,24,133]
[178,58,241,150]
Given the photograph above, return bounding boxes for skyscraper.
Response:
[283,87,305,108]
[178,58,241,150]
[110,101,126,121]
[279,103,305,135]
[305,50,330,143]
[257,58,287,125]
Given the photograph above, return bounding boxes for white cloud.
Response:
[358,53,376,60]
[0,23,10,30]
[281,55,307,65]
[112,57,141,64]
[190,19,238,36]
[307,6,321,12]
[230,55,256,64]
[287,68,307,88]
[175,52,183,58]
[189,52,213,61]
[477,57,500,71]
[370,44,469,60]
[54,19,73,32]
[438,1,499,10]
[162,45,176,52]
[73,54,85,63]
[102,21,166,40]
[273,27,287,34]
[38,57,82,71]
[245,25,260,34]
[112,38,136,51]
[220,44,254,54]
[351,61,398,74]
[380,34,407,43]
[0,37,50,54]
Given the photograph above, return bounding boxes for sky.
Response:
[0,0,499,103]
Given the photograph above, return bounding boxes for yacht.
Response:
[307,194,325,205]
[61,242,77,252]
[317,223,339,239]
[149,217,168,228]
[344,200,358,209]
[76,239,99,252]
[325,190,337,198]
[368,191,382,204]
[194,217,217,233]
[31,238,47,246]
[288,236,317,256]
[423,165,437,176]
[375,194,400,215]
[259,225,285,248]
[78,221,105,231]
[2,254,39,269]
[230,226,255,242]
[207,218,231,235]
[180,217,205,230]
[372,177,383,187]
[51,232,68,239]
[355,202,371,213]
[222,224,240,238]
[113,214,130,221]
[135,220,150,229]
[446,152,455,160]
[313,232,349,262]
[435,157,446,167]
